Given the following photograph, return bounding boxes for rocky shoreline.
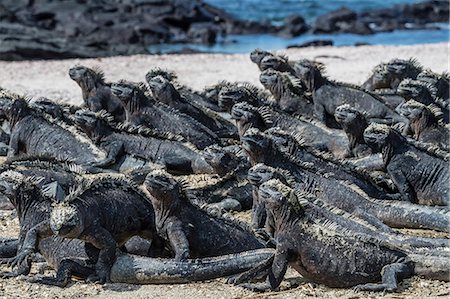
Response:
[0,0,448,60]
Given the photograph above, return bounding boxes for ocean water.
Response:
[148,0,449,54]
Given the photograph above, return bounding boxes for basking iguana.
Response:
[5,98,109,166]
[247,163,450,252]
[231,179,449,292]
[143,170,265,261]
[250,48,273,71]
[73,109,215,174]
[147,75,237,139]
[364,124,449,206]
[294,59,406,127]
[396,100,449,151]
[110,80,220,149]
[417,69,450,103]
[361,58,423,91]
[334,104,373,158]
[230,102,348,157]
[240,128,450,232]
[68,65,125,122]
[218,83,270,112]
[259,55,296,75]
[259,69,313,116]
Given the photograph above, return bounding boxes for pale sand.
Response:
[0,43,448,105]
[0,43,449,298]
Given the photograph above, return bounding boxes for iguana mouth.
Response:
[247,172,262,184]
[68,68,81,79]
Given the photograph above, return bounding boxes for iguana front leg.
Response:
[33,257,95,287]
[354,262,413,292]
[82,226,117,284]
[240,245,289,292]
[387,165,415,203]
[89,141,124,168]
[3,220,53,269]
[7,132,20,157]
[166,221,190,261]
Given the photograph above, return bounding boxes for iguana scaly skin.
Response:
[5,98,109,166]
[110,81,219,149]
[68,65,125,122]
[417,69,450,102]
[240,128,450,232]
[294,59,406,127]
[364,124,449,206]
[73,109,215,174]
[259,69,313,116]
[143,170,265,261]
[231,180,448,292]
[218,83,270,113]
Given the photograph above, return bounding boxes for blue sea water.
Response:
[148,0,449,54]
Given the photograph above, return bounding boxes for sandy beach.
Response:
[0,42,449,298]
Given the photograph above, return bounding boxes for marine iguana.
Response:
[259,55,296,75]
[73,109,215,174]
[247,164,450,252]
[5,98,109,166]
[218,83,270,113]
[68,65,126,122]
[7,174,166,284]
[334,104,373,158]
[230,102,348,157]
[259,69,313,116]
[143,170,265,261]
[396,100,449,151]
[147,75,237,138]
[30,97,80,126]
[417,69,450,102]
[364,124,449,206]
[0,166,274,287]
[397,78,449,123]
[361,58,423,91]
[110,80,219,149]
[240,128,450,232]
[145,68,223,112]
[232,179,449,292]
[250,48,273,71]
[199,81,234,111]
[294,59,406,127]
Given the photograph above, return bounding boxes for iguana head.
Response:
[0,170,24,198]
[259,69,280,91]
[396,100,441,128]
[147,75,179,105]
[363,123,391,152]
[397,79,430,101]
[363,63,393,91]
[231,102,266,136]
[218,85,247,112]
[241,128,271,164]
[259,179,304,214]
[201,144,240,176]
[145,68,177,84]
[74,109,112,140]
[201,81,232,104]
[334,104,367,128]
[250,48,272,66]
[248,163,277,186]
[293,59,324,92]
[31,98,65,119]
[68,65,105,88]
[50,203,83,238]
[259,55,288,72]
[110,81,139,105]
[144,170,180,202]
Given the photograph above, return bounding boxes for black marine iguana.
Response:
[250,48,273,71]
[68,65,125,122]
[247,164,450,252]
[361,58,423,91]
[143,170,265,261]
[110,80,219,149]
[230,102,348,157]
[396,100,449,151]
[417,69,450,103]
[147,75,237,139]
[232,179,449,292]
[240,128,450,232]
[259,55,296,75]
[364,124,449,206]
[73,109,215,174]
[334,104,373,158]
[218,83,270,113]
[5,98,109,166]
[259,69,313,116]
[294,59,406,127]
